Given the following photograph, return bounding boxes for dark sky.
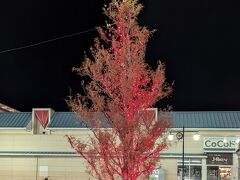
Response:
[0,0,239,112]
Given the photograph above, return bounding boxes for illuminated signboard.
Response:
[207,153,233,165]
[203,137,238,152]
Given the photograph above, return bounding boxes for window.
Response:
[149,168,165,180]
[177,158,202,180]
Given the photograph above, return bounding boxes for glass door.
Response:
[219,167,231,180]
[207,166,232,180]
[207,166,220,180]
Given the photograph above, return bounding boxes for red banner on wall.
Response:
[35,110,49,129]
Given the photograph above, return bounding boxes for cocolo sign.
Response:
[207,153,233,165]
[203,137,237,152]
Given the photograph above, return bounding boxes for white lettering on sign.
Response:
[212,157,228,163]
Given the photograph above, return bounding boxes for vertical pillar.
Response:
[202,158,207,180]
[182,126,185,180]
[233,153,238,179]
[36,157,38,180]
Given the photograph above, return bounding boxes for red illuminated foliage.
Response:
[66,0,172,179]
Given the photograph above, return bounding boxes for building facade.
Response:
[160,112,240,180]
[0,109,240,180]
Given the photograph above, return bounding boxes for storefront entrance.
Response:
[206,152,233,180]
[207,166,232,180]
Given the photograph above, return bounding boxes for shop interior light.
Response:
[193,132,200,141]
[168,133,174,141]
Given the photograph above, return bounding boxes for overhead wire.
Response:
[0,28,97,54]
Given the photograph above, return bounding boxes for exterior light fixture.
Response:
[168,127,200,180]
[223,137,227,143]
[236,138,240,144]
[193,132,200,141]
[168,133,174,141]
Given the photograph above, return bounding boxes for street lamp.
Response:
[168,127,200,180]
[167,133,174,141]
[193,132,200,141]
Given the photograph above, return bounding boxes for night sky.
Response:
[0,0,239,112]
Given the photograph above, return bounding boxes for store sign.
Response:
[207,153,233,165]
[203,137,237,151]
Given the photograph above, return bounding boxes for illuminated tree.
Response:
[66,0,172,179]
